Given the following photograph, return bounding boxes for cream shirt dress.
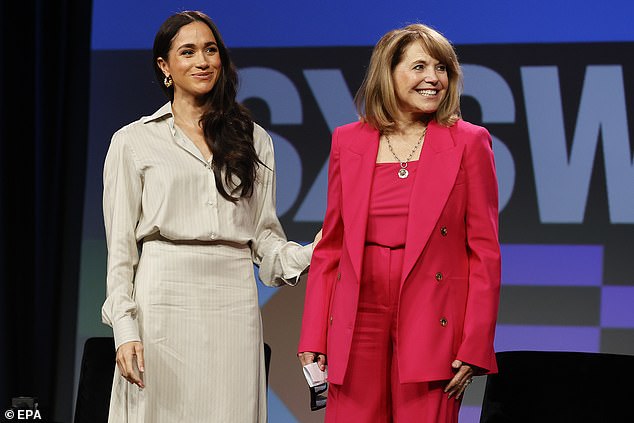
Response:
[101,102,312,423]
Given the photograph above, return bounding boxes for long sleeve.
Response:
[298,127,345,354]
[101,129,143,350]
[251,129,313,287]
[457,126,501,372]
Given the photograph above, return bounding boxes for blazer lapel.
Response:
[340,124,380,282]
[401,121,465,283]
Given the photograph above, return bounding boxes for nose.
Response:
[195,51,210,69]
[423,69,439,84]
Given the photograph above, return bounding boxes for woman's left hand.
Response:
[444,360,475,399]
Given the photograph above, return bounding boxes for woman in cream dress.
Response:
[101,10,317,423]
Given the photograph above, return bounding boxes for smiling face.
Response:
[157,21,222,102]
[392,41,449,122]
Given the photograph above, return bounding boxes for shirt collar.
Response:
[141,102,175,133]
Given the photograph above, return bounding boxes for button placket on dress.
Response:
[205,158,219,240]
[171,121,220,240]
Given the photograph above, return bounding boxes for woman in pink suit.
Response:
[298,23,501,422]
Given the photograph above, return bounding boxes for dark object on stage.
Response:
[73,337,114,423]
[479,350,634,423]
[12,396,39,410]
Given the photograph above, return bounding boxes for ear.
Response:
[157,57,169,76]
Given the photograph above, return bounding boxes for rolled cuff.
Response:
[259,241,313,287]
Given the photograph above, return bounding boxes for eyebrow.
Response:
[176,41,218,50]
[412,58,443,66]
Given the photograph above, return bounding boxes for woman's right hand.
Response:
[116,341,145,388]
[297,351,327,371]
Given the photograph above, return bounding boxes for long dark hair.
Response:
[153,10,261,202]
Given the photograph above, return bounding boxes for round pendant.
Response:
[398,168,409,179]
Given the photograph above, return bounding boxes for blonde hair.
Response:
[355,23,463,131]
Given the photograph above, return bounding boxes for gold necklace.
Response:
[384,126,427,179]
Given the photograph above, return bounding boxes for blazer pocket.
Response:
[327,272,340,327]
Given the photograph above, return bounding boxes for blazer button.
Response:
[440,226,448,236]
[435,272,443,281]
[330,315,333,325]
[440,317,448,327]
[336,272,341,281]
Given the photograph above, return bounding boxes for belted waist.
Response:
[142,232,250,251]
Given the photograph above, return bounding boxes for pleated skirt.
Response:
[107,238,267,423]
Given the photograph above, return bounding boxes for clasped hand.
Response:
[297,351,327,371]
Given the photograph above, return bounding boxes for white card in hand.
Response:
[302,362,328,387]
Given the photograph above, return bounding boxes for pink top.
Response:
[365,160,418,248]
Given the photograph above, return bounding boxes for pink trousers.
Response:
[325,244,460,423]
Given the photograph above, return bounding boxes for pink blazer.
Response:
[298,119,501,385]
